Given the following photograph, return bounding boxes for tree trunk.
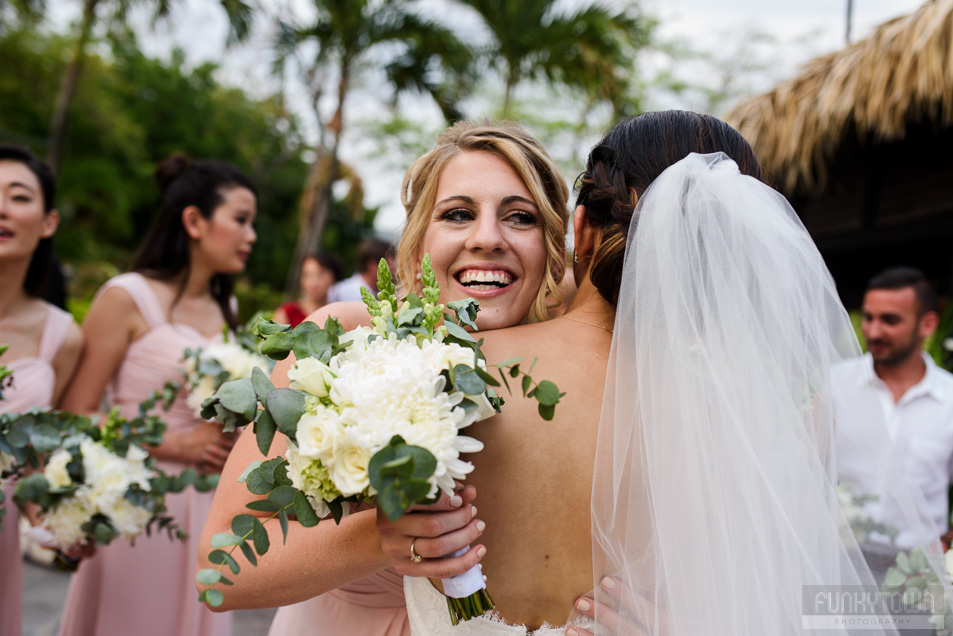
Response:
[284,67,350,295]
[47,0,99,174]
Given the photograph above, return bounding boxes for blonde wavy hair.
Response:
[397,121,569,323]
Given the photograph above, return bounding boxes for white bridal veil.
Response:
[590,153,951,635]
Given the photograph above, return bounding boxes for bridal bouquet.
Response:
[182,323,273,418]
[0,387,212,570]
[197,256,563,623]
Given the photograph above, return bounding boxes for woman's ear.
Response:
[572,205,601,264]
[40,209,60,238]
[181,205,204,240]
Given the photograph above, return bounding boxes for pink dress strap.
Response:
[37,304,74,362]
[99,272,166,329]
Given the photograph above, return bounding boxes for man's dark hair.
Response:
[357,238,394,272]
[867,266,938,315]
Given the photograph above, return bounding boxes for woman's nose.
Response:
[465,211,505,252]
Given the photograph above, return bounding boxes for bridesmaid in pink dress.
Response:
[56,155,257,636]
[199,121,571,636]
[0,145,83,636]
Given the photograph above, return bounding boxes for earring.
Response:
[573,252,579,264]
[415,272,422,280]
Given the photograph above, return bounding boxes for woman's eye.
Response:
[507,210,537,226]
[440,208,475,222]
[12,195,32,203]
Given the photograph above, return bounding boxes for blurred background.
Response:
[1,0,949,364]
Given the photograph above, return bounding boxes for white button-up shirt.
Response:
[834,352,953,550]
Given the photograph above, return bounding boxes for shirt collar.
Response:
[861,351,949,403]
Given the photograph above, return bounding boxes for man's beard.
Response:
[869,337,919,366]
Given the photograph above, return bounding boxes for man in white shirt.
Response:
[327,238,394,304]
[835,267,952,552]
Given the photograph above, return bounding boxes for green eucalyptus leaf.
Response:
[245,467,274,496]
[208,550,241,574]
[444,321,476,343]
[291,321,319,336]
[531,380,563,407]
[237,461,261,483]
[210,532,244,548]
[254,318,291,337]
[279,510,289,543]
[538,403,556,421]
[251,367,275,402]
[245,499,282,513]
[197,568,222,585]
[452,365,486,395]
[239,540,258,566]
[8,415,35,448]
[29,423,61,453]
[261,332,295,360]
[216,379,258,421]
[293,491,320,527]
[253,410,277,456]
[268,486,297,508]
[250,517,269,554]
[204,589,224,607]
[265,389,306,438]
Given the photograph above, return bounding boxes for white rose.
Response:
[327,437,371,497]
[44,449,74,490]
[288,357,335,398]
[107,497,152,541]
[296,407,345,461]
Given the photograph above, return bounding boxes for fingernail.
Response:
[601,576,615,590]
[476,545,486,558]
[575,598,591,612]
[476,520,486,532]
[567,628,579,636]
[450,494,462,507]
[470,505,478,518]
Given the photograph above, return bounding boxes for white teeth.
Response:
[458,269,514,287]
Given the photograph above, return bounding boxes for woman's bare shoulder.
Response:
[304,301,372,330]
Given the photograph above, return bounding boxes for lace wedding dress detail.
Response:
[405,576,593,635]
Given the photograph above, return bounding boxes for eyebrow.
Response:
[434,195,537,208]
[8,181,38,193]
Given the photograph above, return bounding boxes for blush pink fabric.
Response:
[1,302,74,636]
[268,567,410,636]
[57,273,230,636]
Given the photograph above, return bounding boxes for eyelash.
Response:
[439,209,538,226]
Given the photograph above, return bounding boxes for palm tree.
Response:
[459,0,650,118]
[46,0,253,172]
[274,0,473,292]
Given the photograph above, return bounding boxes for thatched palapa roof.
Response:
[726,0,953,196]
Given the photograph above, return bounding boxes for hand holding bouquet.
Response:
[197,256,563,622]
[0,387,213,570]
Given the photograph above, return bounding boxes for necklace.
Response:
[561,315,613,334]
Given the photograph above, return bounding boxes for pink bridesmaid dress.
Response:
[57,273,231,636]
[268,568,410,636]
[0,303,75,636]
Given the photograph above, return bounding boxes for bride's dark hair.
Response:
[575,110,763,306]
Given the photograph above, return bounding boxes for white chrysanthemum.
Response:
[44,448,74,490]
[289,357,335,399]
[330,335,483,496]
[81,439,150,512]
[107,496,152,540]
[418,340,496,421]
[285,443,334,518]
[43,491,93,548]
[336,326,380,361]
[296,405,345,461]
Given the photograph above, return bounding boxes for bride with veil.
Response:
[386,110,953,635]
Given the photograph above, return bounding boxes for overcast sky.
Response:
[51,0,927,234]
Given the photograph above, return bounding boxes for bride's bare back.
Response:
[444,317,611,629]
